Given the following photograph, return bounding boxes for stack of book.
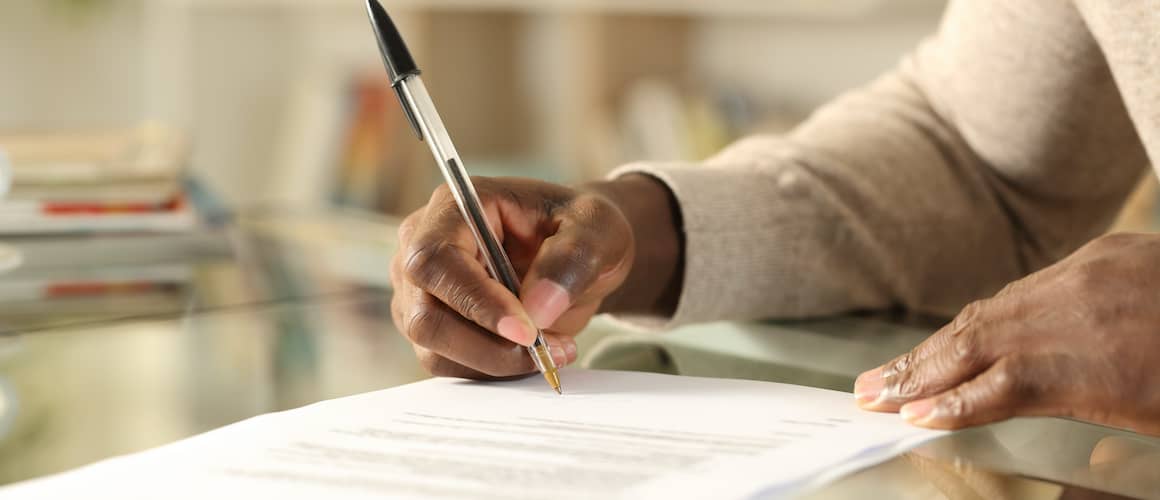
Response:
[0,123,196,234]
[0,231,236,329]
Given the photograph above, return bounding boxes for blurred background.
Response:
[0,0,940,212]
[0,0,1157,489]
[2,0,1156,221]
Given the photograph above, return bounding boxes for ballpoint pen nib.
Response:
[531,342,564,395]
[544,369,563,396]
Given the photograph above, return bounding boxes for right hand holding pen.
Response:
[390,176,637,379]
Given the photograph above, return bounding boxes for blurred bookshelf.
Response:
[4,0,966,217]
[1,0,1152,240]
[183,0,892,17]
[132,0,946,216]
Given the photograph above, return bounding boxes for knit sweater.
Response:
[612,0,1158,327]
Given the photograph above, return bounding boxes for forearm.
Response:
[592,0,1146,328]
[586,174,684,317]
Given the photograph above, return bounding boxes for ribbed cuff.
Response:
[604,160,780,330]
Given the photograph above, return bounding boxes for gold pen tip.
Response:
[543,370,562,395]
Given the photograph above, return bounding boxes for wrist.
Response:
[583,174,684,317]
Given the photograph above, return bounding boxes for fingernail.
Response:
[523,280,571,329]
[497,315,536,346]
[854,367,886,404]
[550,344,568,367]
[901,399,936,424]
[564,339,578,360]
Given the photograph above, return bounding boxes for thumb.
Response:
[520,204,631,330]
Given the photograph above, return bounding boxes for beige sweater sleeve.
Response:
[611,0,1150,328]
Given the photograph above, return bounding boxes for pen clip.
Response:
[393,84,424,141]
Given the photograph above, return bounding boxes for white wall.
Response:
[693,7,944,119]
[0,0,145,129]
[0,1,945,205]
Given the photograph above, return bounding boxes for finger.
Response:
[413,337,578,382]
[396,287,522,380]
[413,346,490,380]
[404,291,533,376]
[899,355,1046,430]
[404,206,538,346]
[412,336,578,380]
[520,194,632,330]
[858,316,999,412]
[395,225,579,374]
[403,292,576,377]
[855,299,993,403]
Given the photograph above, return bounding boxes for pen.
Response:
[366,0,563,395]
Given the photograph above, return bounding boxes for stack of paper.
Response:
[0,123,195,234]
[0,369,944,499]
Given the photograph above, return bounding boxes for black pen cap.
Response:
[366,0,421,85]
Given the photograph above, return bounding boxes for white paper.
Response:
[1,369,944,499]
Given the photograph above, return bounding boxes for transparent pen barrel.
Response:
[397,77,523,293]
[398,76,556,379]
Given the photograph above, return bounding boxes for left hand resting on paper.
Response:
[854,232,1160,436]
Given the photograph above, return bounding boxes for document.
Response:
[2,369,944,499]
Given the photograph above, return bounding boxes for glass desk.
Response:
[0,210,1155,499]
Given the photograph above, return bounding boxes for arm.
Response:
[612,0,1148,326]
[387,0,1149,381]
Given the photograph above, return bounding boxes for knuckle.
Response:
[990,357,1038,402]
[996,280,1022,297]
[564,241,601,273]
[884,351,913,379]
[570,194,607,219]
[445,279,488,324]
[942,391,969,419]
[430,183,453,202]
[951,328,984,366]
[554,237,603,276]
[892,369,924,398]
[954,300,986,330]
[991,362,1017,395]
[403,241,451,287]
[567,197,627,266]
[404,300,445,348]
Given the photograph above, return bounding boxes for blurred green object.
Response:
[50,0,109,15]
[56,0,105,6]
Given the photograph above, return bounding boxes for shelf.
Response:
[181,0,889,18]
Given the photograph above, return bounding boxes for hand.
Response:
[390,175,682,379]
[854,232,1160,436]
